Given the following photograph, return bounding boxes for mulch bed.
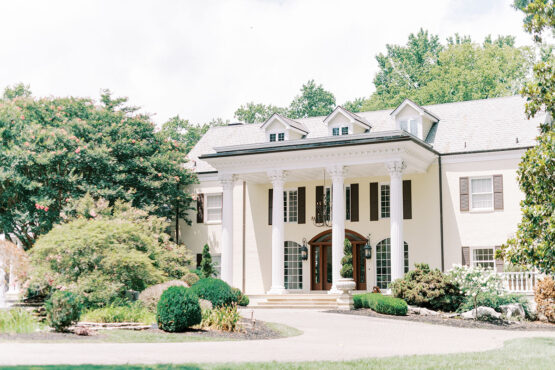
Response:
[329,308,555,331]
[0,318,284,342]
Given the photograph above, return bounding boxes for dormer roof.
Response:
[260,113,309,135]
[324,106,372,129]
[391,98,440,122]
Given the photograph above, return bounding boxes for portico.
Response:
[201,131,438,294]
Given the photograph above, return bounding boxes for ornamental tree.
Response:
[0,86,195,249]
[199,244,216,278]
[340,239,353,279]
[498,1,555,274]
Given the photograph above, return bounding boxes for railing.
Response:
[500,271,542,294]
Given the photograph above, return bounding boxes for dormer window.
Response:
[341,127,349,135]
[278,133,285,141]
[332,127,339,136]
[400,119,418,136]
[261,114,309,143]
[324,107,372,137]
[269,133,276,142]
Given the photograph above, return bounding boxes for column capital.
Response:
[267,170,287,185]
[386,161,406,176]
[327,165,346,180]
[219,174,235,190]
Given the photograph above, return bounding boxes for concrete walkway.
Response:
[1,309,554,366]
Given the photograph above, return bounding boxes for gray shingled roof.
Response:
[187,96,540,173]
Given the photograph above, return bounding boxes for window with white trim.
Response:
[332,127,340,136]
[380,184,390,218]
[376,239,409,289]
[470,177,493,210]
[283,190,298,223]
[284,241,303,289]
[269,133,276,142]
[278,132,285,141]
[212,254,222,278]
[400,119,418,136]
[341,126,349,135]
[471,248,495,269]
[205,193,222,222]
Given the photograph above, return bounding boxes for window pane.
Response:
[404,243,409,273]
[332,127,339,136]
[283,191,287,222]
[376,239,391,289]
[381,184,390,218]
[269,133,276,142]
[409,120,418,135]
[472,193,493,209]
[472,248,495,269]
[400,120,408,131]
[341,127,349,135]
[288,190,298,222]
[471,178,492,193]
[206,208,221,222]
[206,194,222,208]
[278,133,285,141]
[284,241,303,289]
[212,255,221,278]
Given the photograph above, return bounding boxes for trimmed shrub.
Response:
[239,294,250,307]
[45,291,83,332]
[535,276,555,323]
[391,263,464,312]
[81,302,155,324]
[183,272,200,287]
[139,280,189,312]
[231,287,249,307]
[156,286,201,332]
[353,293,407,316]
[458,292,529,315]
[199,244,216,278]
[190,278,237,307]
[200,305,241,332]
[340,239,353,278]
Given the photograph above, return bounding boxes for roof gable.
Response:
[260,113,308,134]
[391,99,440,122]
[324,106,372,129]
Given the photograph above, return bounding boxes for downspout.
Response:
[438,156,445,272]
[242,181,246,292]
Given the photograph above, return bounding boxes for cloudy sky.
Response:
[0,0,532,125]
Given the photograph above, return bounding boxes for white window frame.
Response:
[277,132,285,141]
[332,127,340,136]
[379,182,390,219]
[212,254,222,278]
[341,126,349,135]
[470,176,494,212]
[283,189,298,223]
[399,118,421,138]
[269,133,276,142]
[470,247,495,269]
[204,193,223,224]
[284,241,303,290]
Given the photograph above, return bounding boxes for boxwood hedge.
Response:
[353,293,408,316]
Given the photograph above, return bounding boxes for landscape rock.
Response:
[500,303,525,320]
[199,299,213,310]
[461,306,502,321]
[408,306,439,316]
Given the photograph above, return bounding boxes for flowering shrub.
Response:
[447,265,504,314]
[45,291,83,332]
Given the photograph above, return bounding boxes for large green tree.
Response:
[499,0,554,274]
[362,30,534,111]
[160,115,226,154]
[0,86,195,249]
[234,80,336,123]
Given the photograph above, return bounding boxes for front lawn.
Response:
[1,337,553,369]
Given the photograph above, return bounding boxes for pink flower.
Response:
[132,139,136,144]
[24,142,30,147]
[157,173,162,177]
[35,203,40,209]
[44,206,49,212]
[20,115,25,120]
[75,147,81,154]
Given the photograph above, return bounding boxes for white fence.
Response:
[500,272,544,294]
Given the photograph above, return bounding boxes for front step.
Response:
[248,294,340,309]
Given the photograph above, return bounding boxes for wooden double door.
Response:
[309,230,367,291]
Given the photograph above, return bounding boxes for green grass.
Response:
[0,337,553,369]
[0,309,41,334]
[81,303,155,324]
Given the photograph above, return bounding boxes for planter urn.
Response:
[336,277,356,310]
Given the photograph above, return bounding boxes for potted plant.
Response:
[336,239,356,310]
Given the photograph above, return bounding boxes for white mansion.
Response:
[181,96,544,296]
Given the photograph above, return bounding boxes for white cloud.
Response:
[0,0,532,125]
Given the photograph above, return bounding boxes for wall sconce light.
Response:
[300,238,309,261]
[364,234,372,259]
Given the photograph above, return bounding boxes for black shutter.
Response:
[298,187,306,224]
[493,175,504,210]
[350,183,359,222]
[460,177,469,212]
[196,253,202,269]
[268,189,273,225]
[196,194,204,223]
[315,186,324,223]
[403,180,412,219]
[370,182,378,221]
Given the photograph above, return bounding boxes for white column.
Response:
[220,174,234,286]
[328,165,346,294]
[267,170,287,294]
[387,160,406,284]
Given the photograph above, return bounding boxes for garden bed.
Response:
[330,308,555,331]
[0,317,300,343]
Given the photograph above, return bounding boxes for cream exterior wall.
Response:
[181,159,449,294]
[441,154,525,270]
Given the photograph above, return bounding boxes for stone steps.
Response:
[248,294,339,309]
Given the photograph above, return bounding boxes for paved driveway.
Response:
[1,309,554,365]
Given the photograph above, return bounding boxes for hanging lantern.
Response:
[364,234,372,259]
[300,238,309,261]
